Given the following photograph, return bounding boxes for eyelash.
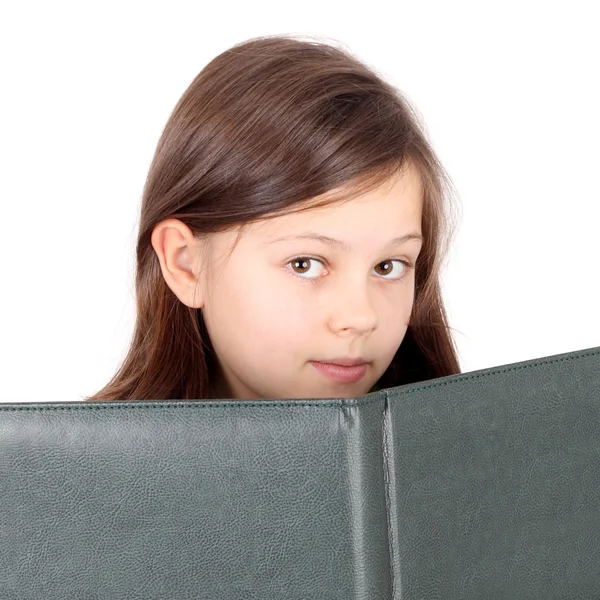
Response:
[286,256,414,284]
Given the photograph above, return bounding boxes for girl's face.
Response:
[198,165,423,399]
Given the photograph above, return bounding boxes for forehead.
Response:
[206,165,424,261]
[249,165,423,241]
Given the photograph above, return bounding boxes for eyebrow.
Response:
[266,232,424,251]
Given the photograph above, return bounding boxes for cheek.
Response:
[210,266,315,342]
[381,288,413,337]
[241,278,317,341]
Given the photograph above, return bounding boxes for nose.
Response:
[327,277,378,335]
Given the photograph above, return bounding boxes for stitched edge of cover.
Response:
[2,347,599,411]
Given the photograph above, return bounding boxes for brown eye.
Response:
[291,258,311,273]
[373,259,411,280]
[288,257,326,280]
[374,261,394,276]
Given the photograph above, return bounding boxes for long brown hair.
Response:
[85,34,462,402]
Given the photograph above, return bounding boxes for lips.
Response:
[315,357,369,367]
[310,361,369,383]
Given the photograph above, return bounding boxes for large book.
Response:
[1,344,599,599]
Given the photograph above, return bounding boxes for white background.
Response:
[1,1,598,403]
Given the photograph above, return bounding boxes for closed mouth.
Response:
[314,358,369,367]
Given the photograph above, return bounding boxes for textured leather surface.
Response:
[0,393,391,599]
[385,345,600,599]
[1,344,599,599]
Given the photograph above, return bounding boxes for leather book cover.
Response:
[1,344,599,598]
[384,344,600,599]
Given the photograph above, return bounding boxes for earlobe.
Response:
[150,218,205,308]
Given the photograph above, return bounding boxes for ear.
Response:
[150,218,206,308]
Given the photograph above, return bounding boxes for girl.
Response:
[85,34,462,402]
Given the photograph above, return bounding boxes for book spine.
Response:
[340,396,394,599]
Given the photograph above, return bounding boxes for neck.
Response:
[208,366,232,400]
